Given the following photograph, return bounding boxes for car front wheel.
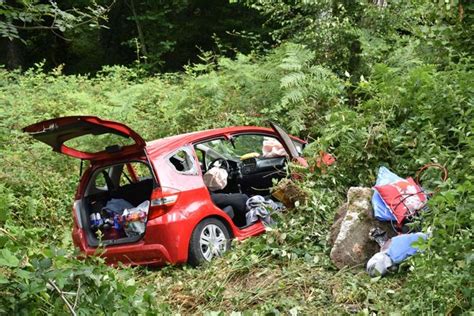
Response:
[188,218,231,266]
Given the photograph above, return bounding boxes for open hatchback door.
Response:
[23,116,146,161]
[269,121,308,167]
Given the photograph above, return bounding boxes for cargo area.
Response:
[81,161,155,247]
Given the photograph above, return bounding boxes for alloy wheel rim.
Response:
[199,224,227,261]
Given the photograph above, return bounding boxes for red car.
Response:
[23,116,307,266]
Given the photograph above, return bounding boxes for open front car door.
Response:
[269,121,308,167]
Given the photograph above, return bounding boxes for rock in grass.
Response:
[329,187,395,269]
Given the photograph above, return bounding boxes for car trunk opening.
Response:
[78,161,156,247]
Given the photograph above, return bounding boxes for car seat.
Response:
[221,205,234,219]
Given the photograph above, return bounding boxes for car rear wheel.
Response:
[188,218,231,266]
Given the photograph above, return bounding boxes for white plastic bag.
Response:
[123,200,150,237]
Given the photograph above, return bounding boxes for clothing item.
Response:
[102,198,134,215]
[203,167,228,191]
[211,193,249,227]
[384,232,427,264]
[245,195,284,225]
[366,232,428,277]
[366,252,394,277]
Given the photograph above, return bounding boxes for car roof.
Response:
[145,126,301,157]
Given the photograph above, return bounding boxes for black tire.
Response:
[188,217,232,266]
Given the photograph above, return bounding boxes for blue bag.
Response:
[372,167,402,221]
[386,232,427,263]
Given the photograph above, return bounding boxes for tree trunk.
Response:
[2,0,23,69]
[128,0,148,57]
[4,39,24,70]
[458,2,464,22]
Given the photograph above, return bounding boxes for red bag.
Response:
[373,177,427,224]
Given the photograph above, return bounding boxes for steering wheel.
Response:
[208,157,231,174]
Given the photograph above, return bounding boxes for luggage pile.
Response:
[90,199,150,240]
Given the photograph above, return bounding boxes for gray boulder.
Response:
[329,187,395,269]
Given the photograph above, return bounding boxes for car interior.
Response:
[194,134,300,195]
[193,133,303,227]
[80,161,155,247]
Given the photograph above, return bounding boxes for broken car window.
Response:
[169,148,196,174]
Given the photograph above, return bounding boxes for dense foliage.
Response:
[0,0,472,314]
[1,0,269,73]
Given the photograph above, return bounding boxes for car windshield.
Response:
[200,139,236,160]
[197,135,289,163]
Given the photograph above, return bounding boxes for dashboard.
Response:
[224,156,287,195]
[195,140,291,195]
[240,157,286,175]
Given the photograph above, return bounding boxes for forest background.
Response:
[0,0,473,314]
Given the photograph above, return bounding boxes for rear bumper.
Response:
[71,208,267,266]
[72,227,172,266]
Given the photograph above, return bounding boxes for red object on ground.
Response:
[374,177,427,224]
[316,151,336,168]
[309,151,336,173]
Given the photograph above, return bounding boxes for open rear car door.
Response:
[269,121,308,167]
[23,116,146,161]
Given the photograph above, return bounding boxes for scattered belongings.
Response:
[372,165,447,233]
[329,164,446,274]
[245,195,284,226]
[122,201,150,237]
[272,178,308,208]
[94,198,150,240]
[363,165,445,277]
[371,167,404,223]
[329,187,396,269]
[366,230,428,277]
[372,167,428,232]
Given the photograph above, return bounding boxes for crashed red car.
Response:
[23,116,307,266]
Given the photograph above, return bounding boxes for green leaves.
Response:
[0,249,19,267]
[0,184,13,224]
[0,1,109,40]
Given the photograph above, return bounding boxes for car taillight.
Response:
[149,187,180,220]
